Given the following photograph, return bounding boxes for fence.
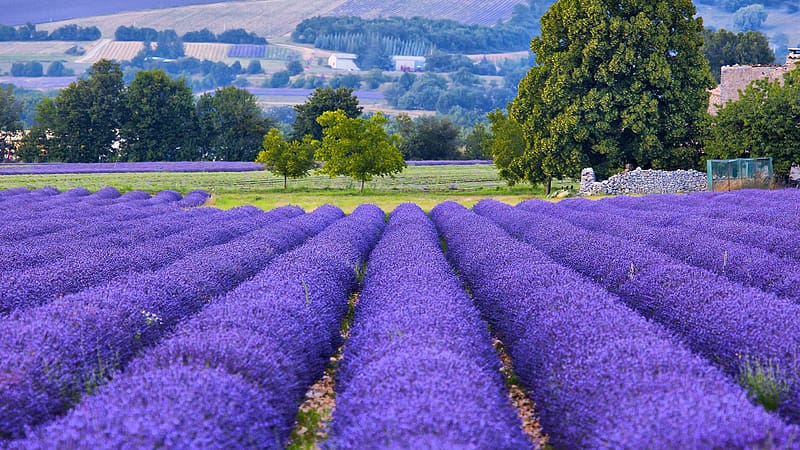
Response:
[706,157,774,192]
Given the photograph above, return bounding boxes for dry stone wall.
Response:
[579,167,707,196]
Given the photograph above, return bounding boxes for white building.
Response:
[328,53,360,71]
[392,55,426,72]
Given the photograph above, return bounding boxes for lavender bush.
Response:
[475,199,800,423]
[0,205,342,440]
[15,204,385,448]
[433,201,798,448]
[328,203,529,449]
[527,198,800,301]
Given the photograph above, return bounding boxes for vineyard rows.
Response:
[81,41,144,64]
[184,42,230,61]
[1,187,800,448]
[330,0,523,25]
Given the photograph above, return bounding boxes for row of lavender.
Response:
[484,188,800,423]
[3,186,800,448]
[0,161,263,175]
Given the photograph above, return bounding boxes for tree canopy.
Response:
[0,85,23,161]
[292,87,363,141]
[704,69,800,181]
[397,114,461,160]
[121,69,197,161]
[315,110,405,192]
[196,86,270,161]
[256,129,317,188]
[508,0,713,182]
[702,28,774,82]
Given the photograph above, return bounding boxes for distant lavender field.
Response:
[0,161,264,175]
[1,0,231,26]
[405,160,492,166]
[0,77,76,91]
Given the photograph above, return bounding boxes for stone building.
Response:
[710,48,800,114]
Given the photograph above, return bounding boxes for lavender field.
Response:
[2,186,800,449]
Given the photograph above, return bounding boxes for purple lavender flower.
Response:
[328,203,529,449]
[0,205,342,439]
[15,205,384,448]
[433,201,797,448]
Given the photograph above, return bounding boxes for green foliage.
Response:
[246,60,263,74]
[286,60,304,76]
[291,3,551,54]
[703,28,774,82]
[268,70,291,88]
[488,109,529,186]
[464,122,492,159]
[196,86,270,161]
[315,110,405,191]
[22,60,125,163]
[256,128,317,188]
[10,61,43,77]
[46,61,74,77]
[121,69,198,161]
[0,85,22,161]
[511,0,713,180]
[292,87,363,141]
[0,23,98,41]
[396,114,462,160]
[704,70,800,181]
[737,357,788,411]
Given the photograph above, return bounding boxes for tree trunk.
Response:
[360,179,365,193]
[284,175,287,189]
[545,177,552,196]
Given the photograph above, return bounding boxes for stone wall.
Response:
[579,167,707,196]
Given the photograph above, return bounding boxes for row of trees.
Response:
[0,23,100,41]
[115,26,266,45]
[291,1,546,55]
[10,61,73,78]
[17,60,269,163]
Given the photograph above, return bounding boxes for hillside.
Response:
[33,0,530,40]
[2,0,235,27]
[29,0,800,50]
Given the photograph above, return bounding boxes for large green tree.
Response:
[0,85,22,162]
[26,59,125,162]
[510,0,713,181]
[292,87,363,141]
[121,69,198,161]
[256,128,317,188]
[196,86,270,161]
[315,110,405,192]
[704,69,800,181]
[397,114,461,160]
[703,28,774,82]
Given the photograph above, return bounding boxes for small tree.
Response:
[315,110,405,192]
[256,128,317,188]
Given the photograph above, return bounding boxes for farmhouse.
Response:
[391,55,426,72]
[710,47,800,114]
[328,53,360,71]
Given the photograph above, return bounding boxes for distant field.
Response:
[36,1,348,39]
[2,0,239,27]
[0,165,568,212]
[79,40,144,64]
[330,0,522,25]
[185,42,230,61]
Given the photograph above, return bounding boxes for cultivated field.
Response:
[78,40,144,64]
[1,186,799,448]
[0,164,552,212]
[184,42,231,61]
[330,0,523,25]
